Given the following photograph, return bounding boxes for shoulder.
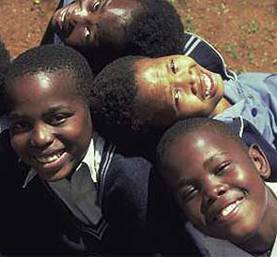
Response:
[100,150,153,222]
[102,151,152,197]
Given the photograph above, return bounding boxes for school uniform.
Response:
[215,73,277,150]
[22,132,154,254]
[0,128,201,256]
[0,130,66,255]
[185,182,277,257]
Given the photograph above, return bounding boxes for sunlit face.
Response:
[161,130,269,244]
[52,0,141,50]
[7,72,92,182]
[134,55,224,128]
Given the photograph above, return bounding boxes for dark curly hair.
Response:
[124,0,184,57]
[91,55,161,156]
[0,39,11,115]
[4,44,94,113]
[84,0,184,74]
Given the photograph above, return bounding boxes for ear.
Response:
[248,144,271,179]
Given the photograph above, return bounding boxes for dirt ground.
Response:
[0,0,276,73]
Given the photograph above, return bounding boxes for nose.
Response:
[177,56,198,94]
[29,123,54,148]
[202,177,228,206]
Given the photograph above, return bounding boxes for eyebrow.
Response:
[203,152,228,169]
[177,177,195,189]
[9,105,68,120]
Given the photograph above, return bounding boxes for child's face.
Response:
[135,55,224,128]
[52,0,140,50]
[7,71,92,182]
[161,130,268,244]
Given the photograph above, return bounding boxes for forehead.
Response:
[161,130,244,183]
[7,71,81,105]
[164,129,245,169]
[108,0,141,12]
[134,64,177,127]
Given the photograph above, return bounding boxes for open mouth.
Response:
[200,72,215,100]
[33,150,65,165]
[53,7,74,40]
[212,196,244,223]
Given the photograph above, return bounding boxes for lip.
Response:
[32,150,67,170]
[200,70,216,100]
[207,196,245,225]
[52,7,73,39]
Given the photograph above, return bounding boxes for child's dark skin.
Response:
[51,0,140,50]
[159,126,277,254]
[7,71,92,181]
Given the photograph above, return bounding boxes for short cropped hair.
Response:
[157,117,247,168]
[91,55,158,147]
[86,0,184,74]
[0,40,11,115]
[4,44,94,113]
[124,0,184,57]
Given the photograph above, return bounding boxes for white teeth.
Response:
[202,74,212,99]
[35,152,63,164]
[61,10,66,22]
[220,200,240,217]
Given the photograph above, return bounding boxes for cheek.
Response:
[179,197,204,227]
[65,113,92,146]
[10,134,29,156]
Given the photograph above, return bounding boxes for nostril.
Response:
[218,189,225,196]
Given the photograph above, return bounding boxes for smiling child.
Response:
[157,117,277,257]
[43,0,235,80]
[3,44,155,254]
[91,55,277,160]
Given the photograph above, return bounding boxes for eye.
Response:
[214,161,231,176]
[47,113,72,126]
[10,120,32,134]
[91,0,100,11]
[180,185,198,203]
[170,59,177,74]
[84,27,91,41]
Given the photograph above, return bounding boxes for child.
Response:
[91,55,277,158]
[43,0,235,80]
[2,44,157,255]
[156,117,277,257]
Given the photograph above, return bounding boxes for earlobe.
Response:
[248,144,271,179]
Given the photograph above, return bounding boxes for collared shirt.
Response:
[215,73,277,149]
[23,132,104,187]
[186,182,277,257]
[22,133,109,239]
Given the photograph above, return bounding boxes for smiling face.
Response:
[134,55,225,128]
[161,129,269,244]
[52,0,141,50]
[7,71,92,182]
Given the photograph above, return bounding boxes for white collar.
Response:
[23,132,105,188]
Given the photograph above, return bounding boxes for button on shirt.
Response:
[215,73,277,149]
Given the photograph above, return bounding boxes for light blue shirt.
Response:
[215,73,277,149]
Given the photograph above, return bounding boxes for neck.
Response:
[236,187,277,255]
[211,97,232,117]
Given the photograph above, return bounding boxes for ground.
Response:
[0,0,276,73]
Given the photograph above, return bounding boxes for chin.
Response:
[39,168,71,182]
